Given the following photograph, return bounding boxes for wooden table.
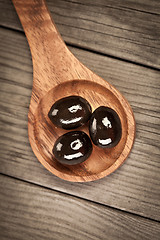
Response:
[0,0,160,239]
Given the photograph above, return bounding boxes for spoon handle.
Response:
[12,0,67,62]
[12,0,88,94]
[12,0,65,58]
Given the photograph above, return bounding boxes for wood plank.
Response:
[0,174,160,240]
[0,28,160,221]
[89,0,160,15]
[0,0,160,68]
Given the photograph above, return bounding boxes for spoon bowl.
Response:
[13,0,135,182]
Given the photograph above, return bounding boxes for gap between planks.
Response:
[0,173,160,240]
[0,172,159,224]
[61,0,160,15]
[0,0,160,68]
[0,25,160,72]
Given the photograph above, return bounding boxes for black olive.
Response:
[48,96,92,129]
[89,106,122,148]
[53,131,92,165]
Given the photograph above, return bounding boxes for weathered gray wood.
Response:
[0,174,160,240]
[0,0,160,68]
[0,28,160,221]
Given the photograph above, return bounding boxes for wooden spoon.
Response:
[12,0,136,182]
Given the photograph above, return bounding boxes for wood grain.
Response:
[0,174,160,240]
[0,28,160,220]
[11,0,135,182]
[0,0,160,68]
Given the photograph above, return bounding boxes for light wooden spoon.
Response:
[12,0,136,182]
